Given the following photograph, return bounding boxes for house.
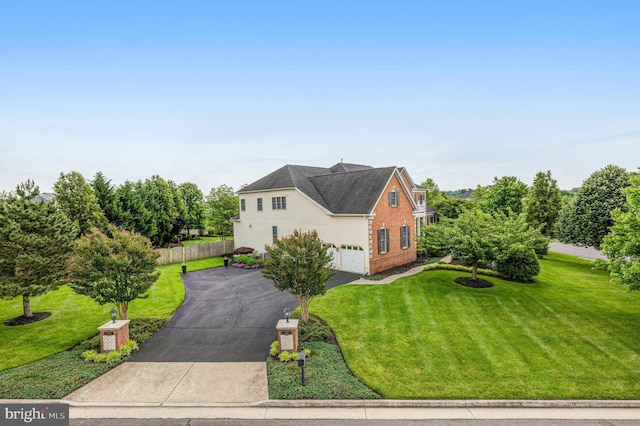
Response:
[232,162,435,275]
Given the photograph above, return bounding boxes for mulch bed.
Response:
[455,277,494,288]
[4,312,51,326]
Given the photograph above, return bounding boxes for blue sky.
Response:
[1,0,638,194]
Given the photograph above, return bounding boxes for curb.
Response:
[4,399,638,409]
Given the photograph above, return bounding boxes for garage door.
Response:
[340,245,365,274]
[325,244,338,269]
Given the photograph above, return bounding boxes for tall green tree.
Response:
[525,171,563,236]
[555,165,630,248]
[113,181,153,237]
[139,176,180,246]
[599,171,640,290]
[206,184,239,237]
[419,178,443,207]
[54,171,107,235]
[179,182,206,235]
[0,181,79,318]
[67,226,160,320]
[262,229,335,323]
[91,171,119,225]
[431,195,473,219]
[482,176,528,216]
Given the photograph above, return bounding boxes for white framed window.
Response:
[272,226,278,243]
[240,199,246,211]
[400,224,410,249]
[257,198,263,211]
[272,196,286,210]
[377,228,389,254]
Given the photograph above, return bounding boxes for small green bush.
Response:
[278,351,293,362]
[82,340,139,365]
[269,341,280,357]
[233,254,263,266]
[495,244,540,282]
[288,311,332,342]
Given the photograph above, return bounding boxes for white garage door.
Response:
[325,245,338,269]
[340,245,365,274]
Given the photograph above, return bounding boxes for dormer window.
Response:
[389,190,399,207]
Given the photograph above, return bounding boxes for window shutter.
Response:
[388,191,393,206]
[377,229,383,254]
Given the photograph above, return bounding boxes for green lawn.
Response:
[0,257,223,372]
[311,252,640,399]
[182,236,233,246]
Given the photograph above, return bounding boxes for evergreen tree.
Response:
[91,171,119,224]
[0,181,78,318]
[139,176,179,246]
[525,171,563,236]
[54,171,107,235]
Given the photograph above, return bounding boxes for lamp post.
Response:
[283,307,290,323]
[297,344,306,386]
[110,308,117,323]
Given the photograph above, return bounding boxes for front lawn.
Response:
[0,257,223,372]
[311,252,640,399]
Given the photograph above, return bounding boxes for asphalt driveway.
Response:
[129,267,359,362]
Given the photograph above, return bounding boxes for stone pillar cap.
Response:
[98,320,130,331]
[276,319,299,330]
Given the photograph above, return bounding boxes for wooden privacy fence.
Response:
[155,240,235,265]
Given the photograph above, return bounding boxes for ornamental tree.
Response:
[67,226,160,320]
[447,210,499,281]
[600,171,640,291]
[262,229,335,323]
[0,181,78,318]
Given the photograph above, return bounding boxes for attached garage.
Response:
[340,245,365,274]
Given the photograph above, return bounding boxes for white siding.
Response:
[234,189,371,274]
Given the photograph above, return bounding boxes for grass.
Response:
[310,252,640,399]
[182,236,233,246]
[0,256,223,372]
[0,318,166,399]
[267,341,379,400]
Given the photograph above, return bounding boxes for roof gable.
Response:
[238,162,418,215]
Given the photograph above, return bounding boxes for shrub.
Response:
[233,246,255,255]
[82,340,139,365]
[279,351,293,362]
[495,244,540,282]
[424,263,502,278]
[233,254,263,267]
[269,341,280,357]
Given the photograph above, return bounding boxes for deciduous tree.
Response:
[262,229,335,323]
[67,226,159,320]
[482,176,528,216]
[555,165,629,248]
[206,185,239,237]
[0,181,78,318]
[599,171,640,290]
[178,182,206,235]
[447,210,499,281]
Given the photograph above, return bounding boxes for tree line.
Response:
[419,164,639,288]
[0,172,240,321]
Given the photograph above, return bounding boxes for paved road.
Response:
[129,267,359,362]
[549,242,607,261]
[71,419,640,425]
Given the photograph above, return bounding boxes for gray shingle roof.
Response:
[238,163,401,214]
